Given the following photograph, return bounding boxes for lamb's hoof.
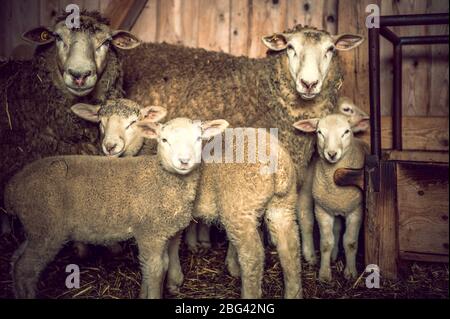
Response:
[331,252,338,263]
[318,268,332,282]
[198,240,211,250]
[187,243,199,254]
[303,251,318,266]
[344,267,358,280]
[167,272,184,294]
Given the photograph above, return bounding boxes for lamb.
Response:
[0,11,139,235]
[293,113,369,282]
[120,25,364,191]
[4,116,231,299]
[72,99,211,253]
[297,98,370,265]
[145,119,302,298]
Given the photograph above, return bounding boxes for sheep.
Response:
[120,25,364,191]
[72,99,211,254]
[293,113,370,282]
[146,119,302,298]
[297,98,370,265]
[0,11,139,235]
[4,116,231,299]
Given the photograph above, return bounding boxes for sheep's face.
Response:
[263,28,363,100]
[293,114,369,164]
[22,15,140,97]
[71,99,167,157]
[137,118,229,175]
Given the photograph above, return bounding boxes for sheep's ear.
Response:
[201,119,229,140]
[293,118,319,133]
[137,121,160,139]
[262,33,289,51]
[350,117,370,133]
[333,34,364,51]
[22,26,55,45]
[111,30,140,50]
[71,103,101,123]
[140,106,167,123]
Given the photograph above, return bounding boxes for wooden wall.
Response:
[1,0,448,129]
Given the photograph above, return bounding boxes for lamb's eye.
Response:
[317,130,324,136]
[327,46,335,54]
[342,129,350,137]
[162,138,168,143]
[197,136,202,142]
[126,121,136,129]
[343,107,350,112]
[287,44,295,54]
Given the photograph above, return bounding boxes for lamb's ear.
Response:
[333,34,364,51]
[22,26,55,45]
[350,117,370,133]
[201,120,229,140]
[111,30,140,50]
[137,121,161,139]
[71,103,101,123]
[140,106,167,123]
[262,33,289,51]
[293,118,319,133]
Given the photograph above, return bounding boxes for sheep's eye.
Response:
[317,130,324,136]
[342,129,350,137]
[126,120,136,129]
[327,46,335,54]
[97,41,109,51]
[343,107,350,112]
[287,44,295,54]
[162,138,168,143]
[53,33,62,41]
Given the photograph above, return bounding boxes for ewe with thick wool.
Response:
[0,11,140,234]
[140,118,301,298]
[120,25,364,187]
[294,114,369,282]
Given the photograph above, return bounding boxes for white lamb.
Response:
[293,112,369,281]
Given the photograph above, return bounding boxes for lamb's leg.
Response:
[137,239,168,299]
[225,242,240,277]
[1,214,11,235]
[297,172,316,265]
[197,223,211,249]
[331,217,342,262]
[225,216,264,299]
[185,222,199,253]
[315,205,335,282]
[12,237,63,299]
[166,231,184,293]
[343,208,363,279]
[265,203,303,299]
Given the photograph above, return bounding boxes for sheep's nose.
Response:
[68,69,92,86]
[179,158,190,165]
[327,151,337,159]
[300,79,318,90]
[106,143,117,153]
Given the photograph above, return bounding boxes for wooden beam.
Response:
[103,0,147,30]
[383,150,449,163]
[400,251,449,263]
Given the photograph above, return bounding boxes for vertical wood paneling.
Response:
[131,0,158,42]
[230,0,250,56]
[337,0,377,115]
[322,0,338,34]
[197,0,231,53]
[248,0,287,58]
[40,0,60,26]
[287,0,323,29]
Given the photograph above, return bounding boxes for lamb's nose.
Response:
[106,143,117,153]
[300,79,318,90]
[327,151,337,159]
[179,158,190,165]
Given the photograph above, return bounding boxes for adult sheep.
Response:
[0,11,139,234]
[120,25,364,192]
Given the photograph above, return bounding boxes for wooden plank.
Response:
[197,0,231,53]
[287,0,324,29]
[248,0,287,58]
[119,0,147,30]
[83,0,100,12]
[429,0,449,116]
[359,116,449,152]
[131,0,158,42]
[397,162,449,256]
[230,0,250,56]
[322,0,338,35]
[384,150,449,164]
[100,0,112,14]
[365,160,398,279]
[39,0,61,27]
[400,251,449,263]
[102,0,135,29]
[337,0,379,116]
